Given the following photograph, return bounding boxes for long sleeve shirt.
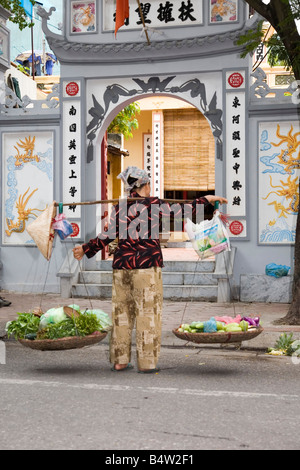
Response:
[82,191,214,270]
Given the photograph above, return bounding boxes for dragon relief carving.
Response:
[5,188,45,237]
[14,136,40,167]
[271,124,300,174]
[264,175,299,220]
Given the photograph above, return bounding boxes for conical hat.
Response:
[26,202,57,260]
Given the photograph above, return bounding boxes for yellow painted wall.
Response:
[123,110,152,170]
[107,153,122,200]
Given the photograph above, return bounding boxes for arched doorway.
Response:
[98,94,216,260]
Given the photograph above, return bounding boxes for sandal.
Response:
[0,297,11,307]
[138,367,160,374]
[111,363,134,372]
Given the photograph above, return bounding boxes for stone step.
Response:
[95,259,215,273]
[72,283,218,301]
[79,271,218,286]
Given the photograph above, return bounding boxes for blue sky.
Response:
[9,0,63,75]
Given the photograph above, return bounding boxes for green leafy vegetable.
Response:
[7,308,109,341]
[6,313,40,340]
[74,312,101,336]
[37,318,78,340]
[37,312,102,340]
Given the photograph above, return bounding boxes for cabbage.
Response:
[239,320,249,331]
[242,316,257,326]
[225,323,242,332]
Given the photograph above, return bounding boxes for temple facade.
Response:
[0,1,299,302]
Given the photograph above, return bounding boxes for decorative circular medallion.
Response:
[228,73,244,88]
[70,223,80,237]
[229,220,244,236]
[66,82,79,97]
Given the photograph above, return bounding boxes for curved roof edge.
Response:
[37,6,261,65]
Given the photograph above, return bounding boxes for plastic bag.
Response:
[265,263,290,278]
[185,210,230,259]
[39,307,67,329]
[52,213,74,240]
[203,318,217,333]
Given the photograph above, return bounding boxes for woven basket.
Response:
[18,331,108,351]
[172,327,264,344]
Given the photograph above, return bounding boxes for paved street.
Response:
[0,341,299,451]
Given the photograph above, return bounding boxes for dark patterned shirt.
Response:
[82,191,213,270]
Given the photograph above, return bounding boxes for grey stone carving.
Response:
[250,67,298,105]
[0,83,60,115]
[87,75,223,161]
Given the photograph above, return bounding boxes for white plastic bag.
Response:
[185,210,230,259]
[39,307,67,329]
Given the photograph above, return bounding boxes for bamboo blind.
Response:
[163,109,215,191]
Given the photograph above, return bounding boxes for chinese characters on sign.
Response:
[144,133,153,183]
[225,71,246,235]
[152,112,163,198]
[63,81,82,230]
[103,0,203,31]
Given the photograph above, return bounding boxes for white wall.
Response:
[5,67,37,100]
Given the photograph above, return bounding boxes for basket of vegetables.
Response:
[173,315,263,344]
[6,305,112,351]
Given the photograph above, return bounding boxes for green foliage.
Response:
[6,313,40,340]
[237,20,265,58]
[0,0,35,30]
[237,20,297,73]
[268,333,300,356]
[274,332,294,350]
[266,33,293,70]
[108,102,140,140]
[240,0,300,79]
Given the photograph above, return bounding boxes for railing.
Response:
[0,82,60,116]
[250,67,299,106]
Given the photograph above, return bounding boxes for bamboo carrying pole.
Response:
[54,197,196,208]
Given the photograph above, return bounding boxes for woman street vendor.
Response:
[73,166,227,373]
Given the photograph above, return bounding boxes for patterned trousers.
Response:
[110,267,163,370]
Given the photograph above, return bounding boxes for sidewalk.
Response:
[1,291,300,351]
